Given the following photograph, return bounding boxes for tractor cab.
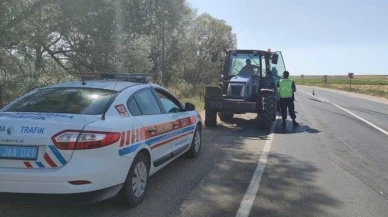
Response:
[212,49,284,102]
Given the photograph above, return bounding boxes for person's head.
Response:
[246,59,251,65]
[283,71,290,78]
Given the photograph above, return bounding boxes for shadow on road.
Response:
[214,116,271,140]
[274,119,321,134]
[251,153,342,217]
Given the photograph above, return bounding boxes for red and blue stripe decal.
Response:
[48,145,67,165]
[118,116,198,156]
[23,145,68,168]
[118,125,195,156]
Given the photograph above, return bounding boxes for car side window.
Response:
[154,89,182,113]
[127,97,142,116]
[133,89,162,115]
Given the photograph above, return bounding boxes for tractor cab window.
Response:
[227,54,261,76]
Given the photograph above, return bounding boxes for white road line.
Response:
[235,117,279,217]
[331,103,388,136]
[318,96,329,102]
[297,89,328,102]
[298,90,388,136]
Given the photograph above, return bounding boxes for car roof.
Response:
[41,80,144,91]
[150,83,169,91]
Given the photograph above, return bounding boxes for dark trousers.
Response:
[280,98,296,121]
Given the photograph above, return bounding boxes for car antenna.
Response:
[101,78,120,120]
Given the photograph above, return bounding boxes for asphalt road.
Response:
[251,86,388,217]
[1,86,387,217]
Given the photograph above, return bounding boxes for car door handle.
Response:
[148,127,157,133]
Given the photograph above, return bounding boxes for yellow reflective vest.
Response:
[279,79,294,98]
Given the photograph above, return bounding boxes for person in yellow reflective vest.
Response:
[278,71,299,127]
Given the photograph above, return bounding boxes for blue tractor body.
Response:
[226,75,252,100]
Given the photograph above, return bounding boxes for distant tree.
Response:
[0,0,238,105]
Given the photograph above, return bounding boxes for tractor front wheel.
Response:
[205,110,217,127]
[257,91,276,130]
[218,112,234,122]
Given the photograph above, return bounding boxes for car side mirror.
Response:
[271,53,279,64]
[185,102,195,111]
[211,52,218,63]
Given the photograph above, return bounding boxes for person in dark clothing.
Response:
[238,59,259,76]
[277,71,299,127]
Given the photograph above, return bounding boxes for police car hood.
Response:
[0,112,100,169]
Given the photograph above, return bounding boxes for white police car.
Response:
[0,73,202,207]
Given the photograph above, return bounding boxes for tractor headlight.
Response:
[227,84,232,95]
[240,85,245,97]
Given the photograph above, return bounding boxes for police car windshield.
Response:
[228,53,260,76]
[3,87,117,115]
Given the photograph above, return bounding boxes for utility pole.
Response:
[0,84,2,108]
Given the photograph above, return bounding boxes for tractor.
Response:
[204,49,286,129]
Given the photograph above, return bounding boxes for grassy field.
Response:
[168,87,205,112]
[291,75,388,99]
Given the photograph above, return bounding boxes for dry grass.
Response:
[328,85,387,99]
[290,75,388,99]
[325,84,388,92]
[167,86,205,111]
[291,75,388,85]
[180,97,205,111]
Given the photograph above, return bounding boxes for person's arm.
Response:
[292,81,296,92]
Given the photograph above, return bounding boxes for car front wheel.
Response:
[186,125,201,158]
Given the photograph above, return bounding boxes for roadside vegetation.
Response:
[291,75,388,100]
[0,0,237,110]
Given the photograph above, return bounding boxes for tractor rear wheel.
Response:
[257,91,276,130]
[205,110,217,127]
[218,112,234,121]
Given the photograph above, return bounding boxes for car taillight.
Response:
[52,130,121,150]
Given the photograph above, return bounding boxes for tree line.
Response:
[0,0,237,106]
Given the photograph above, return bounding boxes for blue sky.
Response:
[188,0,388,75]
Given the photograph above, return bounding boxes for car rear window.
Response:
[4,87,117,115]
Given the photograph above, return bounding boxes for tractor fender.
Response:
[260,88,275,92]
[260,88,279,102]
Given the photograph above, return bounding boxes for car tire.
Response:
[120,152,150,207]
[186,125,202,158]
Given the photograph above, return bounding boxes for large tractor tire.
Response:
[205,110,217,127]
[257,91,277,130]
[218,112,234,122]
[205,86,221,127]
